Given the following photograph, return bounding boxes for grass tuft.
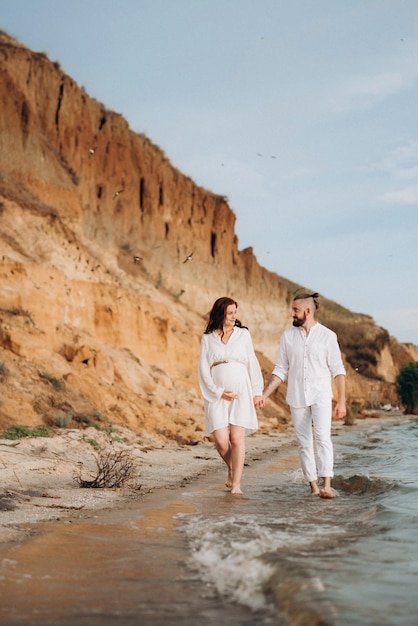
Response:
[2,425,52,440]
[39,371,64,390]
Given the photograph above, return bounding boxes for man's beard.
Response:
[292,312,306,327]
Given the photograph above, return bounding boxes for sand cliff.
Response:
[0,32,415,441]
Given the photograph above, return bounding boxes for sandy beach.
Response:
[0,425,295,546]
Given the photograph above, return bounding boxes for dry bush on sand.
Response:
[75,448,139,489]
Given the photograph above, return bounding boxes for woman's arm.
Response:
[197,336,223,402]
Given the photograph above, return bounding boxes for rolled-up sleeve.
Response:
[272,334,289,382]
[328,333,346,378]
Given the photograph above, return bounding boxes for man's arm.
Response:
[333,374,346,420]
[264,374,283,398]
[255,333,288,409]
[254,374,283,409]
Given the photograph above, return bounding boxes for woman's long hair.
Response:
[204,297,247,334]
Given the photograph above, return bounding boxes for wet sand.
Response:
[0,497,204,625]
[0,427,296,625]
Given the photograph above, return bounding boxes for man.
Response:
[258,292,346,498]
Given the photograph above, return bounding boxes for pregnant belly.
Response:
[212,362,247,391]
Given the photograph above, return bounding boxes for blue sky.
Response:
[1,0,418,344]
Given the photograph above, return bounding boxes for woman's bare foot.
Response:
[225,468,233,489]
[230,485,243,495]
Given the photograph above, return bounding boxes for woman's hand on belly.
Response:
[221,390,238,401]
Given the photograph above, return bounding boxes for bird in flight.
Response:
[113,189,124,199]
[183,252,193,263]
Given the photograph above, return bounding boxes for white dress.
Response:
[198,327,264,436]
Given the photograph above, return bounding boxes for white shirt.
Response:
[272,323,346,408]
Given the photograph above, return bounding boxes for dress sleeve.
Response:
[245,331,264,396]
[198,335,224,403]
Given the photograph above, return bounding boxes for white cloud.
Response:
[388,140,418,162]
[380,185,418,205]
[327,72,408,113]
[325,40,418,115]
[396,166,418,181]
[383,140,418,180]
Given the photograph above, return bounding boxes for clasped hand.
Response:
[254,395,265,409]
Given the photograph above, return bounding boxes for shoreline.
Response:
[0,424,296,546]
[0,413,406,547]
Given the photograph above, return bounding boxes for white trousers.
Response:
[290,403,334,482]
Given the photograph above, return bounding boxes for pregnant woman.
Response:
[198,297,264,494]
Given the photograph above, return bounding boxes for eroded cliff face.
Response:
[0,33,415,440]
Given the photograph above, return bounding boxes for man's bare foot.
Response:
[230,485,243,495]
[309,480,320,496]
[319,488,335,499]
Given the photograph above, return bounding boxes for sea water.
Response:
[177,417,418,626]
